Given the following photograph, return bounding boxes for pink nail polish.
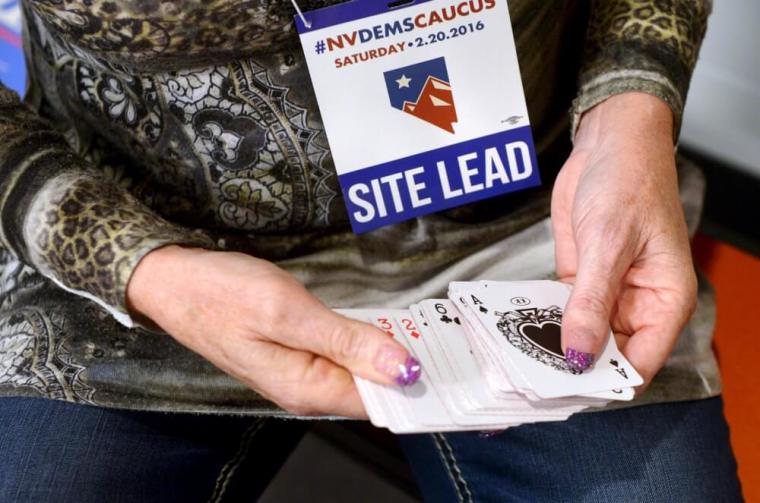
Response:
[565,347,594,373]
[374,345,422,387]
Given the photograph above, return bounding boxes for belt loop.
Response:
[290,0,312,29]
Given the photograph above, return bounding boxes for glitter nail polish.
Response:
[394,356,422,387]
[565,347,594,372]
[374,345,422,387]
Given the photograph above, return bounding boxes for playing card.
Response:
[377,310,455,430]
[447,289,527,395]
[335,279,640,434]
[418,299,594,420]
[395,307,522,427]
[335,309,404,429]
[452,281,642,398]
[344,309,467,432]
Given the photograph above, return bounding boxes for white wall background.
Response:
[681,0,760,177]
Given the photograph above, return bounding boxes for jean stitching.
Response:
[430,433,472,503]
[207,419,266,503]
[437,433,474,503]
[431,433,464,502]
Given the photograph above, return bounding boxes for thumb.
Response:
[327,316,422,387]
[561,248,628,373]
[286,309,422,388]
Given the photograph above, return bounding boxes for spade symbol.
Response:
[479,306,488,314]
[454,317,461,325]
[518,321,563,358]
[610,359,619,367]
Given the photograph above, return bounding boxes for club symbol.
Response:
[440,315,462,325]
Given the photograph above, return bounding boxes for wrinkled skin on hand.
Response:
[127,246,418,418]
[553,92,697,389]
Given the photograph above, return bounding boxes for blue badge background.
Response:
[0,0,25,95]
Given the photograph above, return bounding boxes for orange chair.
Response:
[693,234,760,501]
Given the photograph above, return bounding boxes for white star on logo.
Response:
[396,75,412,89]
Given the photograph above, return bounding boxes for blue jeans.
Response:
[400,397,743,502]
[0,399,306,502]
[0,397,742,502]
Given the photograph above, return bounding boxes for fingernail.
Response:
[373,345,422,387]
[565,347,594,373]
[395,356,422,387]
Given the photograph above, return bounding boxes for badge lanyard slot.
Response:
[387,0,417,9]
[292,0,431,30]
[290,0,312,28]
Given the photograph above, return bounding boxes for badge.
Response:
[0,0,24,94]
[295,0,540,233]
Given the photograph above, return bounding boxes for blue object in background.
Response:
[0,0,25,95]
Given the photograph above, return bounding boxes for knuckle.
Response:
[277,357,337,416]
[327,322,364,363]
[686,274,698,313]
[579,209,630,238]
[304,354,334,381]
[570,291,609,320]
[672,267,698,320]
[577,212,639,259]
[257,281,300,333]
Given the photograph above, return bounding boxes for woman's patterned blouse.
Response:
[0,1,711,412]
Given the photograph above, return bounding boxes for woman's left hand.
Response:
[551,92,697,390]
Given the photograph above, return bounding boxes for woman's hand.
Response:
[126,246,420,418]
[552,92,697,390]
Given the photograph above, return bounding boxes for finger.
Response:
[234,340,369,419]
[307,313,421,388]
[619,320,683,393]
[613,332,629,352]
[551,160,582,279]
[552,211,578,281]
[267,297,420,388]
[561,243,632,373]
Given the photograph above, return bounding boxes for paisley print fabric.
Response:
[0,0,715,414]
[0,252,94,403]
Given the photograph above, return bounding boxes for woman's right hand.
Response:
[125,245,420,418]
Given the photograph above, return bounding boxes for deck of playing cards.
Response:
[338,281,642,433]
